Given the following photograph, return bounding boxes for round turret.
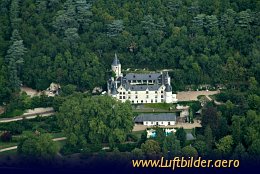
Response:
[165,84,172,103]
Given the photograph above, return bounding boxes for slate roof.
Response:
[124,84,161,91]
[134,113,176,122]
[112,53,120,66]
[125,73,162,81]
[165,84,172,92]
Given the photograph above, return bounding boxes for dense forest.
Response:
[0,0,259,104]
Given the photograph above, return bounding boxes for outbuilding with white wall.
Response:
[134,113,177,126]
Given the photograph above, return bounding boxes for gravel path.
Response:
[177,90,220,101]
[21,87,41,97]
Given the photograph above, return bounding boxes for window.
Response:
[155,95,157,98]
[161,122,163,124]
[146,95,149,99]
[161,91,163,93]
[123,96,125,99]
[132,101,134,103]
[141,100,143,103]
[155,91,157,94]
[146,91,149,94]
[156,122,158,126]
[151,99,153,103]
[168,122,170,125]
[128,91,131,94]
[119,96,122,99]
[161,95,164,98]
[146,122,148,125]
[155,99,157,103]
[135,91,137,94]
[120,92,122,94]
[135,95,138,99]
[123,92,125,95]
[128,96,131,99]
[151,122,153,124]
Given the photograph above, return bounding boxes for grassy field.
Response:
[144,103,175,110]
[133,103,178,113]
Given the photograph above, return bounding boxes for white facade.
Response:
[143,121,176,126]
[115,85,167,104]
[108,54,178,103]
[112,83,177,104]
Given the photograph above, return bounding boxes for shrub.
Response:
[126,133,138,142]
[0,131,12,142]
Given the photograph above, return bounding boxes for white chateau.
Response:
[107,54,178,104]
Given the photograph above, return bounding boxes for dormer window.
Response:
[149,75,151,78]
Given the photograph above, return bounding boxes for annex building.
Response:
[107,54,178,104]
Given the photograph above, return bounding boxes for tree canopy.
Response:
[57,95,134,148]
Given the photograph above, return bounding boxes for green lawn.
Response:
[144,103,175,110]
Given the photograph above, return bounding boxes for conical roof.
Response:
[112,53,120,66]
[165,84,172,92]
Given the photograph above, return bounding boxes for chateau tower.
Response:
[111,53,121,78]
